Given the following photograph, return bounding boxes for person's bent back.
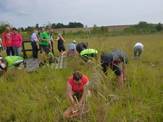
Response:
[101,49,128,88]
[80,48,98,62]
[76,42,88,54]
[134,42,144,57]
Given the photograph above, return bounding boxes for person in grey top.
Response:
[67,40,77,56]
[101,49,128,88]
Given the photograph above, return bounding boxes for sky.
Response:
[0,0,163,27]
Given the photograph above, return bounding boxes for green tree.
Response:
[156,23,162,31]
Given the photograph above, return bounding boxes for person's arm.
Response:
[19,34,23,46]
[122,63,126,81]
[61,36,65,42]
[67,83,75,105]
[49,41,52,51]
[79,81,89,105]
[2,33,6,48]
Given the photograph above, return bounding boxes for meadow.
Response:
[0,32,163,122]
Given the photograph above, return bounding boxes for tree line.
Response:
[0,21,163,34]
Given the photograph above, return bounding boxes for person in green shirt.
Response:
[0,55,24,75]
[80,48,98,62]
[39,28,51,54]
[5,56,24,67]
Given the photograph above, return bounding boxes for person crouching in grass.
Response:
[63,71,90,118]
[0,55,24,76]
[80,48,98,62]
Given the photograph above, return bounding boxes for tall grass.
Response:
[0,33,163,122]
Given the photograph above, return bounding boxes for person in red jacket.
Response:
[12,28,23,56]
[2,26,14,56]
[64,71,89,118]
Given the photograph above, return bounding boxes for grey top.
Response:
[68,43,76,50]
[101,49,128,64]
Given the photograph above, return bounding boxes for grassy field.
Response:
[0,32,163,122]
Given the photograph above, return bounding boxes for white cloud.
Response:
[0,0,163,27]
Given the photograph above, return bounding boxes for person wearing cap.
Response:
[80,48,98,62]
[101,49,128,88]
[67,40,77,56]
[63,71,89,118]
[133,42,144,58]
[57,33,66,56]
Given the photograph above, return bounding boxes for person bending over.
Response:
[64,71,89,118]
[101,49,128,88]
[133,42,144,58]
[76,42,88,54]
[80,48,98,62]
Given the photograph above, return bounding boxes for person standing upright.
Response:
[31,29,39,58]
[12,28,23,56]
[39,28,51,54]
[57,33,66,56]
[2,26,14,56]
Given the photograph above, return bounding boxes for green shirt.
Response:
[80,49,98,56]
[5,56,24,67]
[39,32,50,46]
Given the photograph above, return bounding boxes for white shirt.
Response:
[134,42,144,49]
[31,32,39,42]
[68,43,76,50]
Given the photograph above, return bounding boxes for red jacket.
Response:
[2,32,13,47]
[68,75,89,93]
[12,33,22,47]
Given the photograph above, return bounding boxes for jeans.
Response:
[13,47,21,56]
[31,41,38,58]
[6,47,14,56]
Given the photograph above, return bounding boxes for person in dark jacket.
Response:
[57,33,66,56]
[101,49,128,88]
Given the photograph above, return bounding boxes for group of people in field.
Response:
[30,28,66,59]
[63,42,144,118]
[63,41,144,118]
[0,26,24,73]
[0,26,23,56]
[0,25,144,119]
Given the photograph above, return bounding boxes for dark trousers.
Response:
[6,47,14,56]
[134,47,142,57]
[31,41,38,58]
[40,45,50,54]
[50,41,54,54]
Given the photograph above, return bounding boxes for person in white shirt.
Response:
[134,42,144,57]
[67,40,77,56]
[31,30,39,58]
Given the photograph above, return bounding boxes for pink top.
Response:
[12,33,22,47]
[2,32,13,47]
